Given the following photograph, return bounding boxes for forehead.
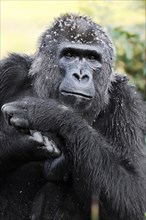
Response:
[47,15,100,44]
[53,14,96,31]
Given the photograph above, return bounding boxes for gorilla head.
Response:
[30,14,115,122]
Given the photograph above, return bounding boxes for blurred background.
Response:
[1,0,145,99]
[1,1,145,219]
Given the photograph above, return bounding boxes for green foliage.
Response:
[109,25,145,99]
[80,0,145,99]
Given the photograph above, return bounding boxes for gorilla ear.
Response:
[110,70,116,83]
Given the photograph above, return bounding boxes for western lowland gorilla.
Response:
[0,13,146,220]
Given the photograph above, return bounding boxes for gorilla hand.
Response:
[30,130,60,157]
[1,100,69,181]
[1,101,61,165]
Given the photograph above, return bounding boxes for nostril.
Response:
[72,73,80,81]
[81,75,89,82]
[72,73,90,83]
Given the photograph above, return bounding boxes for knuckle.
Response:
[1,104,15,115]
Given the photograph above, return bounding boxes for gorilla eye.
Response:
[86,54,99,62]
[86,53,102,63]
[87,54,96,60]
[64,52,74,58]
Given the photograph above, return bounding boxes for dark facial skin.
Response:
[57,43,102,110]
[59,43,102,99]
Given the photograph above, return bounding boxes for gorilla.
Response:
[0,13,146,220]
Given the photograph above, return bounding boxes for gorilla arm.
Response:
[0,54,60,174]
[1,87,146,220]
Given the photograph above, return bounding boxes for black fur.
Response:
[0,13,146,220]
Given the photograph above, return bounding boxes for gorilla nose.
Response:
[72,72,89,83]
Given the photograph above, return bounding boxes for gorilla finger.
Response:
[1,104,16,125]
[30,144,60,159]
[30,130,44,144]
[31,149,54,160]
[10,117,29,129]
[28,136,44,146]
[29,131,60,157]
[28,134,60,157]
[43,136,61,156]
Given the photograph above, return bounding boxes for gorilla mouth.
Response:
[61,90,93,100]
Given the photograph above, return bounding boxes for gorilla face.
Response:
[58,42,102,108]
[31,14,115,117]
